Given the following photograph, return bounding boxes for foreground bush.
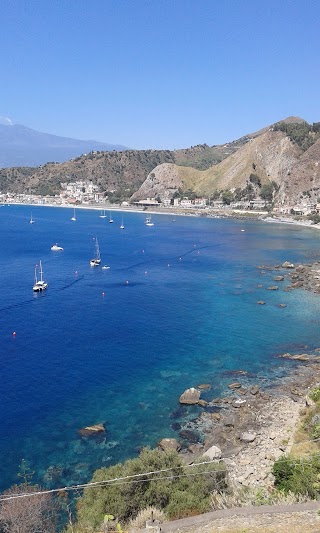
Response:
[70,447,227,530]
[272,455,320,498]
[0,482,57,533]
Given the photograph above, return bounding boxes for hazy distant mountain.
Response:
[0,123,128,168]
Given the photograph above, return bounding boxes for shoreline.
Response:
[5,201,320,231]
[179,359,320,489]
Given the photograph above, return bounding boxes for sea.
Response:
[0,204,320,492]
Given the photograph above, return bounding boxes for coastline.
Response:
[6,201,320,231]
[4,201,320,493]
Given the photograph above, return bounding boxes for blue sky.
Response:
[1,0,319,149]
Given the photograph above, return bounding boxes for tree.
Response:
[221,191,234,205]
[0,483,57,533]
[260,183,274,202]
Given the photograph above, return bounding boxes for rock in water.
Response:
[282,261,295,268]
[158,438,181,452]
[179,387,200,404]
[78,423,106,438]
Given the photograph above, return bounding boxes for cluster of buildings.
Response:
[1,177,319,218]
[0,180,106,206]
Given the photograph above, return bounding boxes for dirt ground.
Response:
[161,506,320,533]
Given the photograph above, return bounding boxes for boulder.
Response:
[267,286,279,290]
[282,261,295,268]
[233,399,247,408]
[240,432,257,443]
[78,423,106,438]
[274,276,284,281]
[250,386,260,395]
[198,399,208,407]
[228,382,242,390]
[202,445,222,460]
[158,438,181,452]
[257,300,266,305]
[179,387,200,404]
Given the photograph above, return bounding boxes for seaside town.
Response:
[2,178,319,218]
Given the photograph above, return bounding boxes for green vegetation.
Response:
[272,385,320,499]
[67,448,227,531]
[273,120,320,151]
[272,455,320,498]
[249,174,261,187]
[221,190,234,205]
[307,212,320,225]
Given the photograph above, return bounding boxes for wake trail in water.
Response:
[119,243,227,272]
[0,276,84,313]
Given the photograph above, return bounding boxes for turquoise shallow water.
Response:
[0,205,320,490]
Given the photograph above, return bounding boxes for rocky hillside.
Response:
[132,118,320,207]
[1,117,319,209]
[0,142,244,198]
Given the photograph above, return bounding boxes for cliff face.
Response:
[132,130,302,200]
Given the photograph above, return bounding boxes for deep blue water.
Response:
[0,205,320,490]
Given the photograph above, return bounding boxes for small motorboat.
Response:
[51,243,64,251]
[102,265,111,270]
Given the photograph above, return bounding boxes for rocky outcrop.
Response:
[179,388,201,404]
[158,438,181,452]
[202,445,222,460]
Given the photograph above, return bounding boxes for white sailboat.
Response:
[120,216,124,230]
[29,212,35,224]
[99,210,107,219]
[145,215,154,227]
[33,261,48,292]
[90,237,101,267]
[109,212,114,223]
[71,208,76,221]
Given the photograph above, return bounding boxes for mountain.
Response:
[1,117,320,210]
[131,117,320,208]
[0,124,128,168]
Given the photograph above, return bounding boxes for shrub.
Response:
[73,448,227,528]
[309,387,320,402]
[272,455,320,498]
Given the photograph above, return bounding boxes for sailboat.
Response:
[99,210,107,219]
[109,212,114,223]
[90,237,101,267]
[33,261,48,292]
[145,215,154,226]
[29,212,35,224]
[71,208,76,221]
[120,216,124,230]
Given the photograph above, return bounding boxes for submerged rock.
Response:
[197,383,211,390]
[274,276,284,281]
[228,382,242,390]
[78,423,106,438]
[257,300,266,305]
